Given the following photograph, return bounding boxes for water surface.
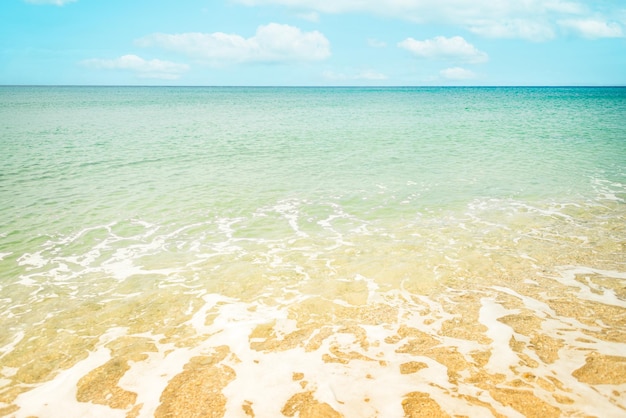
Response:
[0,86,625,417]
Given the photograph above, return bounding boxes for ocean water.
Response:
[0,86,625,417]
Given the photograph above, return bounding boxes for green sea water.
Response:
[0,87,625,417]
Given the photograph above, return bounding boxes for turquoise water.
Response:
[0,87,625,417]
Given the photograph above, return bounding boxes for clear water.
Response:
[0,87,625,417]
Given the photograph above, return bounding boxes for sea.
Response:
[0,86,625,417]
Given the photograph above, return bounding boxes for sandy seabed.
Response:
[2,262,625,418]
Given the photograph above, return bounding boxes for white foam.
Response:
[354,274,382,304]
[549,266,626,308]
[117,344,196,418]
[478,297,520,376]
[491,286,554,316]
[5,281,626,417]
[17,252,48,269]
[13,328,128,418]
[276,200,308,238]
[0,331,24,361]
[0,367,18,378]
[102,259,145,280]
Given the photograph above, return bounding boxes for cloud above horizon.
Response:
[6,0,625,85]
[233,0,623,41]
[24,0,77,5]
[559,18,624,39]
[439,67,477,80]
[399,36,488,63]
[82,55,189,80]
[322,69,388,82]
[135,23,330,64]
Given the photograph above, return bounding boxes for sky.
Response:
[1,0,625,86]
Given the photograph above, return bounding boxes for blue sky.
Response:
[1,0,625,85]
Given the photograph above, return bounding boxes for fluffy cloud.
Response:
[559,19,624,39]
[398,36,488,63]
[82,55,189,80]
[233,0,617,41]
[135,23,330,64]
[439,67,476,80]
[24,0,77,5]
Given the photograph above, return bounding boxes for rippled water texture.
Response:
[0,87,625,417]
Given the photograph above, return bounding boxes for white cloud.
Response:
[467,19,556,41]
[367,38,387,48]
[233,0,620,41]
[24,0,77,5]
[398,36,488,63]
[296,11,320,22]
[439,67,476,80]
[232,0,586,17]
[136,23,330,64]
[355,70,388,80]
[559,19,624,39]
[322,69,388,81]
[82,55,189,80]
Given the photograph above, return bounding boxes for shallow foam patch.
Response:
[5,266,625,418]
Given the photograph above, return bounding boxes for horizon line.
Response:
[1,84,625,88]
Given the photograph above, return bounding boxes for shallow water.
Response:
[0,86,625,417]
